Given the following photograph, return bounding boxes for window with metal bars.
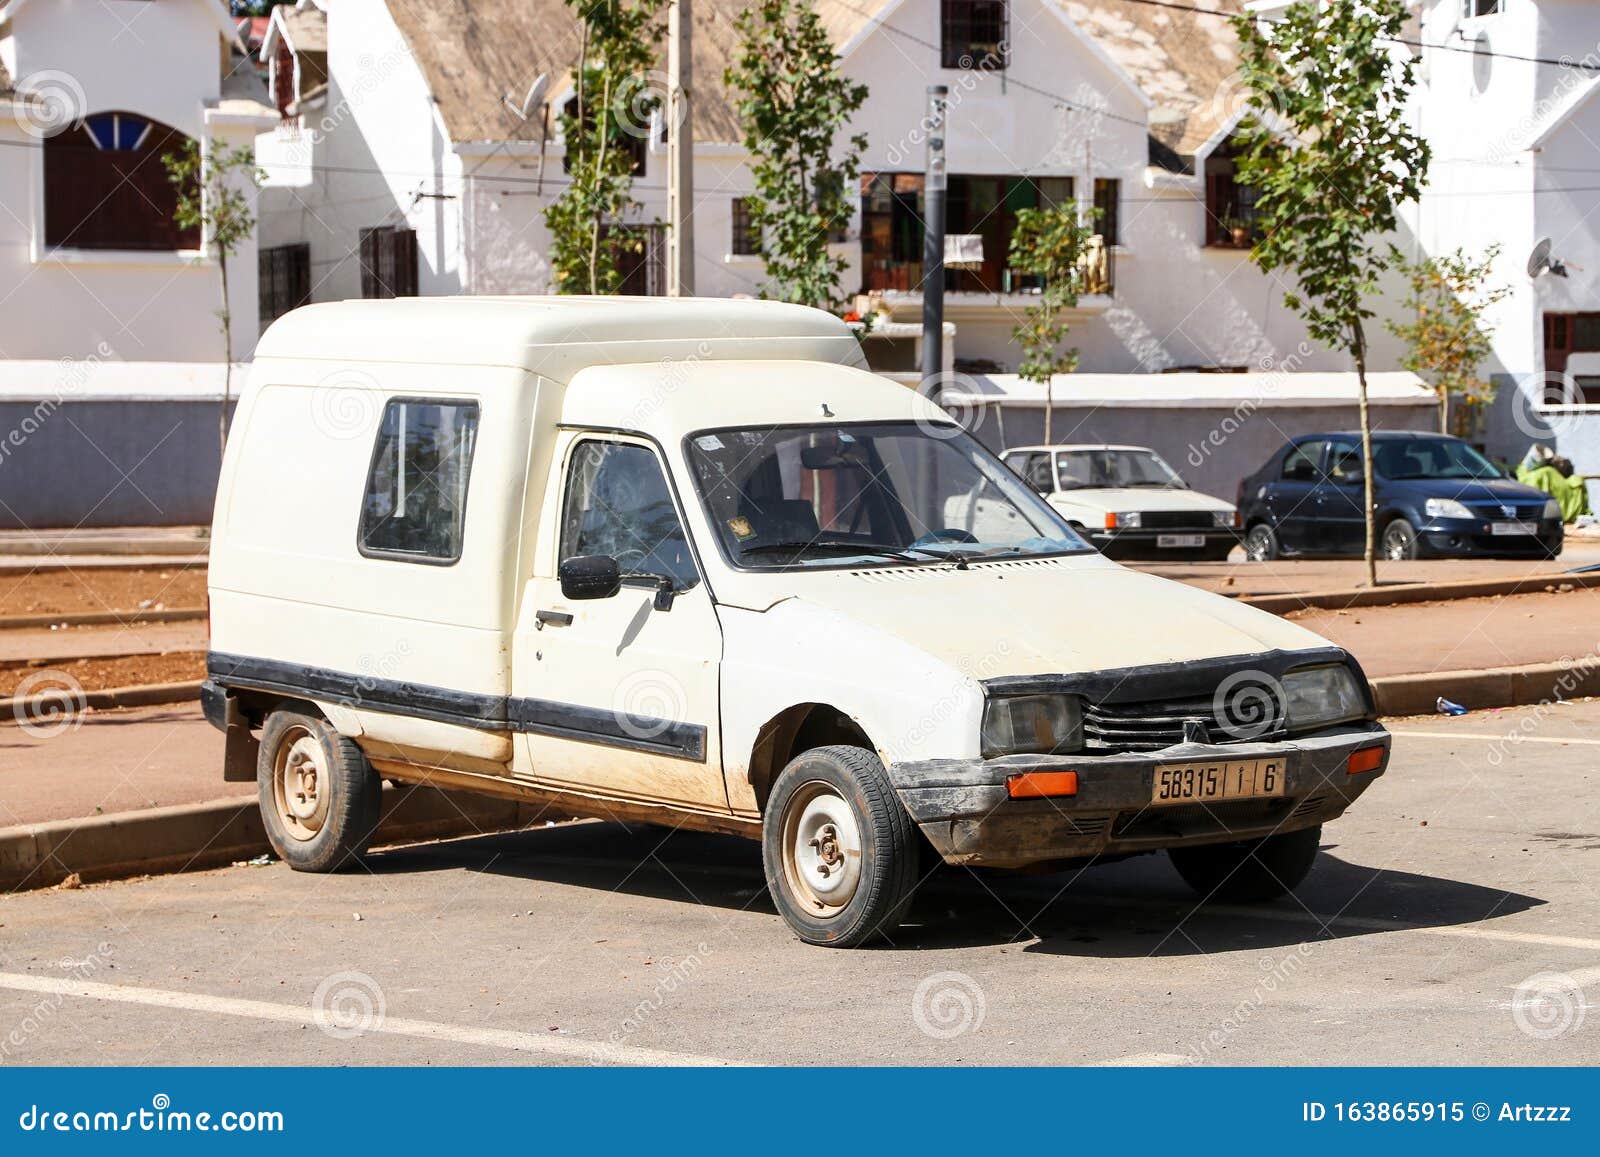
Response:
[730,197,760,256]
[1093,178,1120,246]
[940,0,1008,70]
[258,244,310,325]
[359,227,418,298]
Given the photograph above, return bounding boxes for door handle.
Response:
[535,609,573,629]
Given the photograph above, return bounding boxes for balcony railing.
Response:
[862,236,1114,297]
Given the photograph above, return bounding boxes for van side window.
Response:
[560,441,698,590]
[1280,441,1325,482]
[359,399,480,563]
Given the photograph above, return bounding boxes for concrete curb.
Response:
[1369,658,1600,718]
[0,536,209,558]
[0,786,563,892]
[0,608,207,630]
[0,680,201,719]
[1241,569,1600,615]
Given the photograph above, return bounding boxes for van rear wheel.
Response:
[762,745,919,948]
[258,709,382,873]
[1167,824,1321,903]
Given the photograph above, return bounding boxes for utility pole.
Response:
[920,85,948,395]
[667,0,695,296]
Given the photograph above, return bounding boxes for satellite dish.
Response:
[1528,238,1570,279]
[502,73,549,121]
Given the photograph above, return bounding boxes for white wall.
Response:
[258,0,463,310]
[0,0,264,363]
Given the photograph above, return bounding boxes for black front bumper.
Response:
[889,724,1388,869]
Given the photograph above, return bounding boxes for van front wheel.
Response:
[258,709,383,873]
[763,745,918,948]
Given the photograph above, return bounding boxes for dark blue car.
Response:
[1237,431,1563,561]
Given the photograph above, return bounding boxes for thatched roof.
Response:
[385,0,1244,156]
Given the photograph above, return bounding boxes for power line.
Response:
[1098,0,1600,72]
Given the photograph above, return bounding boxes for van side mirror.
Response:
[558,555,621,601]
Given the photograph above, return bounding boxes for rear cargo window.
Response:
[358,398,480,564]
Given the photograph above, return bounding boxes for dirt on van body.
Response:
[0,566,207,618]
[0,651,205,699]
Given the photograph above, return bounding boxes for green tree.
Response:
[1231,0,1430,584]
[546,0,664,295]
[164,139,263,457]
[1385,246,1510,434]
[725,0,868,309]
[1006,203,1094,445]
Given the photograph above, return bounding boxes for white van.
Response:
[205,296,1389,947]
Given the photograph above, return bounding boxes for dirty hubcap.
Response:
[781,782,863,917]
[273,731,331,841]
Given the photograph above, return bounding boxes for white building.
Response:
[0,0,276,528]
[0,0,275,362]
[257,0,1410,381]
[1405,0,1600,469]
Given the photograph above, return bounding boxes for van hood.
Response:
[726,556,1335,679]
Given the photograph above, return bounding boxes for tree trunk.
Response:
[218,250,233,463]
[1354,321,1377,588]
[1043,376,1054,445]
[1439,387,1449,435]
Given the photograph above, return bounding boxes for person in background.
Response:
[1518,445,1593,523]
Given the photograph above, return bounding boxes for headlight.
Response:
[981,694,1082,757]
[1544,498,1561,520]
[1424,498,1474,520]
[1282,665,1367,732]
[1106,512,1141,529]
[1212,511,1239,528]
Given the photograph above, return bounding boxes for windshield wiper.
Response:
[737,539,931,563]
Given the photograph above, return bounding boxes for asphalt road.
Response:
[2,701,1599,1067]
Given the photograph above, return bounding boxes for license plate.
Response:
[1151,759,1284,806]
[1491,521,1538,536]
[1157,534,1206,549]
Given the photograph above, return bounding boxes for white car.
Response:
[1002,444,1242,560]
[204,297,1388,948]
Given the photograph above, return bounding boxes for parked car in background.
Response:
[1237,431,1564,561]
[1001,444,1240,560]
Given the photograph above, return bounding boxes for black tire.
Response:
[257,708,383,872]
[762,744,919,948]
[1244,523,1279,562]
[1167,824,1322,903]
[1381,517,1421,561]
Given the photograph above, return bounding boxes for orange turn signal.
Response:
[1006,771,1079,799]
[1347,746,1385,775]
[1104,512,1119,530]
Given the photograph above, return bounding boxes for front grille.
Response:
[1083,686,1286,753]
[1467,502,1545,521]
[1137,511,1214,531]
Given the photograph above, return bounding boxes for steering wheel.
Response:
[909,528,979,548]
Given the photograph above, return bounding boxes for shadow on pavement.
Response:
[366,822,1545,958]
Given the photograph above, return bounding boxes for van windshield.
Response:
[684,422,1090,569]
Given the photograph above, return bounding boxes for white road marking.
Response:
[1390,729,1600,746]
[0,972,731,1067]
[1100,1052,1195,1066]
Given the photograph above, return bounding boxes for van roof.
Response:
[253,295,863,381]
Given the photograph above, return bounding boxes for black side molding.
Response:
[205,651,707,762]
